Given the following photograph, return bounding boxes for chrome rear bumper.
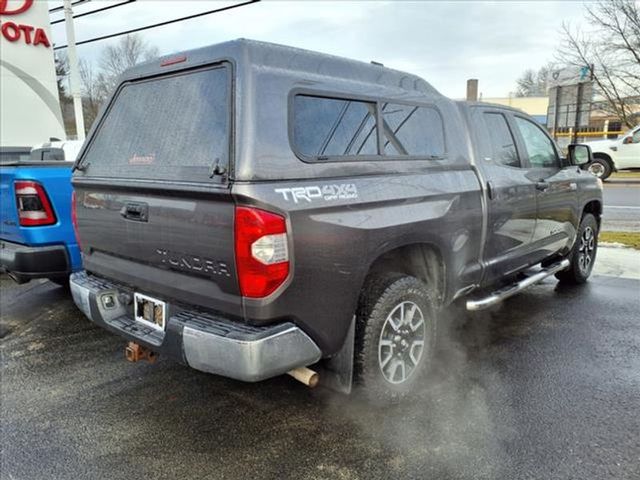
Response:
[70,271,321,382]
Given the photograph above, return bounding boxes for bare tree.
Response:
[55,52,70,102]
[557,0,640,127]
[73,34,159,130]
[94,34,159,101]
[54,52,79,135]
[515,65,552,97]
[78,59,101,128]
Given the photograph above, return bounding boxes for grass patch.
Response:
[610,171,640,179]
[600,231,640,250]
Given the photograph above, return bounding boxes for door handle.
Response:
[535,180,550,191]
[120,202,149,222]
[487,181,495,200]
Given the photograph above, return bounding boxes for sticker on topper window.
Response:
[129,154,155,165]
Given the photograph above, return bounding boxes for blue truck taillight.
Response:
[14,180,56,227]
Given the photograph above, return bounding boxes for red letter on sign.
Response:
[1,22,20,42]
[18,24,33,44]
[0,0,34,16]
[33,28,50,48]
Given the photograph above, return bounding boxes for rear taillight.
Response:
[14,181,56,227]
[71,190,81,250]
[234,206,290,298]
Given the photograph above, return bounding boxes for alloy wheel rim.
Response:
[588,163,605,178]
[577,226,596,274]
[378,301,426,385]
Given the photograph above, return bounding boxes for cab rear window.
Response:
[80,65,230,182]
[381,103,445,157]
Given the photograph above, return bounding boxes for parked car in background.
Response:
[586,125,640,180]
[0,140,83,285]
[69,40,602,402]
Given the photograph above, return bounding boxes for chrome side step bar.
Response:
[466,259,570,311]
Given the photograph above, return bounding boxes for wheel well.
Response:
[365,243,446,305]
[593,152,613,167]
[583,200,602,229]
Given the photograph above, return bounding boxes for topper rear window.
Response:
[79,64,230,182]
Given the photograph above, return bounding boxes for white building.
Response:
[0,0,65,147]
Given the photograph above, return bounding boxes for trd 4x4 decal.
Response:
[275,184,358,203]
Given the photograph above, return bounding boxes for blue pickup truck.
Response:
[0,145,81,285]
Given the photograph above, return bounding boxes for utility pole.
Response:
[63,0,85,141]
[552,86,561,140]
[466,79,479,102]
[573,82,584,145]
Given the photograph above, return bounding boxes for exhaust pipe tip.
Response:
[287,366,319,388]
[7,273,28,284]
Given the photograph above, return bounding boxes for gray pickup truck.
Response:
[70,39,602,402]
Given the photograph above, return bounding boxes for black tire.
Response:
[354,273,437,404]
[556,213,599,285]
[48,275,70,288]
[587,157,612,181]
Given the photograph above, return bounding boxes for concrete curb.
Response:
[605,179,640,186]
[594,246,640,280]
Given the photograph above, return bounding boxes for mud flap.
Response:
[318,316,355,394]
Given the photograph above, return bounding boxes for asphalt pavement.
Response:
[2,249,639,480]
[602,183,639,232]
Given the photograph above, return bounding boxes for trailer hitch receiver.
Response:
[125,341,157,363]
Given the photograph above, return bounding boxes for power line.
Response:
[49,0,90,14]
[50,0,137,26]
[53,0,261,51]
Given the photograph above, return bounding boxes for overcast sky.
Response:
[48,0,594,98]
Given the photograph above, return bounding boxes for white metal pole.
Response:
[63,0,85,141]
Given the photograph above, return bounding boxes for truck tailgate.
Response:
[0,167,20,242]
[72,61,238,315]
[74,184,241,316]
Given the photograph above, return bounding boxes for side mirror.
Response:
[623,136,633,144]
[568,144,592,167]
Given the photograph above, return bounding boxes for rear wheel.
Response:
[587,157,612,180]
[556,213,598,284]
[355,273,436,404]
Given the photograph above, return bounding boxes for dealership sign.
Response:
[1,0,64,146]
[0,0,50,47]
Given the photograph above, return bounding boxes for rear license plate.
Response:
[134,293,167,331]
